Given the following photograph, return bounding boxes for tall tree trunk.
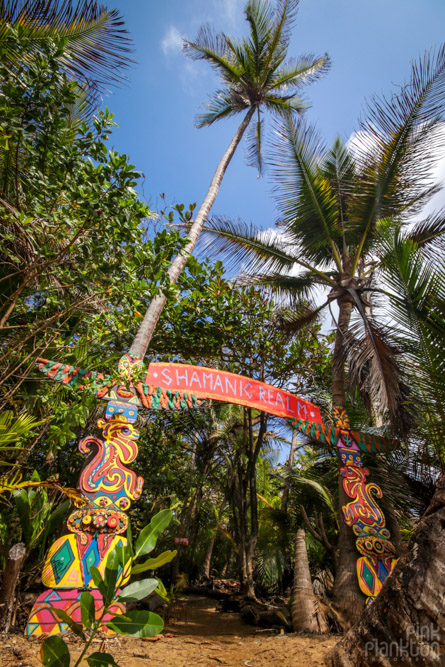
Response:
[281,428,299,513]
[331,294,365,626]
[202,534,216,580]
[221,558,229,578]
[129,107,255,360]
[291,529,328,634]
[0,542,26,632]
[231,458,248,588]
[328,474,445,666]
[332,478,365,627]
[243,410,267,599]
[202,499,226,579]
[244,409,259,599]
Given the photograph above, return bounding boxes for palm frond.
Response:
[287,473,336,513]
[267,54,331,93]
[275,301,327,332]
[320,137,356,237]
[0,0,133,101]
[263,92,308,117]
[200,216,297,275]
[344,317,414,434]
[380,236,445,429]
[0,469,86,504]
[407,209,445,254]
[245,0,277,53]
[255,543,285,587]
[350,46,445,273]
[269,115,343,269]
[245,110,264,175]
[183,24,240,83]
[0,410,44,447]
[259,0,299,62]
[237,270,329,300]
[196,90,237,128]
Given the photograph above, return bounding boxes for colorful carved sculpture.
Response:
[26,355,145,636]
[290,406,398,604]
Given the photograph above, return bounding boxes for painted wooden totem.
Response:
[26,357,399,635]
[26,354,146,636]
[289,407,398,603]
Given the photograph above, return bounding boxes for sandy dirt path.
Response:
[1,595,338,666]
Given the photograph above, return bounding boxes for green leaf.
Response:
[131,549,177,575]
[126,520,134,557]
[103,549,119,605]
[86,652,120,667]
[40,636,70,667]
[80,591,96,630]
[134,510,172,557]
[154,579,169,602]
[48,606,85,640]
[105,610,164,637]
[89,565,107,600]
[114,544,133,570]
[117,578,158,602]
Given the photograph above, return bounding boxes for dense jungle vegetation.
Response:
[0,1,444,666]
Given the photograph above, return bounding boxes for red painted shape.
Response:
[174,537,189,545]
[145,363,322,424]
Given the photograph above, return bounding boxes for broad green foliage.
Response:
[0,472,69,570]
[0,34,187,401]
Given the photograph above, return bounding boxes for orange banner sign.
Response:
[145,363,322,424]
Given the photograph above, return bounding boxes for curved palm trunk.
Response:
[332,294,353,408]
[129,107,256,360]
[328,474,445,666]
[331,294,366,626]
[292,529,328,633]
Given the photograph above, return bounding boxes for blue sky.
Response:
[106,0,445,239]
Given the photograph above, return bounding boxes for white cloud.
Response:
[160,25,184,56]
[216,0,244,28]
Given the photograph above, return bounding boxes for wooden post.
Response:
[0,542,26,632]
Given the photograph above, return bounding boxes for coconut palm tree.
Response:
[291,529,328,633]
[128,0,329,359]
[328,239,445,664]
[199,47,445,622]
[0,0,133,108]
